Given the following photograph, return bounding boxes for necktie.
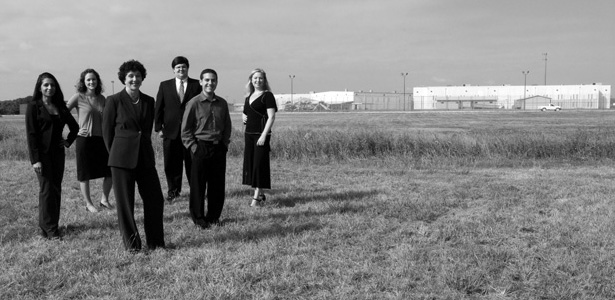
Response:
[178,80,185,102]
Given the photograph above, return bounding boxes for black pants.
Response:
[189,141,227,224]
[163,137,191,196]
[111,159,165,251]
[37,147,65,238]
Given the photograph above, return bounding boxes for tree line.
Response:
[0,96,32,115]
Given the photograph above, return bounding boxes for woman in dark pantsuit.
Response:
[26,72,79,239]
[242,68,277,207]
[102,60,165,252]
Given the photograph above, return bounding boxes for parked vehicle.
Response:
[539,103,561,111]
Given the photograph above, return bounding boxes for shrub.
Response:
[4,124,615,162]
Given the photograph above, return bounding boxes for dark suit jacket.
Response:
[154,77,201,140]
[102,89,156,169]
[25,99,79,165]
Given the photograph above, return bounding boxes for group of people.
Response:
[25,56,278,252]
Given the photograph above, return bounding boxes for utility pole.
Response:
[543,53,547,85]
[522,71,529,110]
[401,73,408,111]
[288,75,295,106]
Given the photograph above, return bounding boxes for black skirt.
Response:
[75,136,111,181]
[242,133,272,189]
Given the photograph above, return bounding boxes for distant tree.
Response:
[0,96,32,115]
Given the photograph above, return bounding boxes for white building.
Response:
[413,84,611,110]
[273,91,406,111]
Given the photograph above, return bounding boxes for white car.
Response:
[539,103,561,111]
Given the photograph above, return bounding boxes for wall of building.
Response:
[275,91,355,105]
[269,84,612,111]
[352,92,406,110]
[413,84,611,110]
[274,91,410,111]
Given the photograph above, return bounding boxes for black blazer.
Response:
[25,99,78,165]
[102,89,156,169]
[154,77,201,139]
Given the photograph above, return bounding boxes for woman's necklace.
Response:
[129,93,140,105]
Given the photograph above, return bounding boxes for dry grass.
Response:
[2,111,615,299]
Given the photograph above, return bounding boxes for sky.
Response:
[1,0,614,103]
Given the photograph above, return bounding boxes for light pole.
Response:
[401,72,408,111]
[543,52,548,85]
[111,80,115,94]
[289,75,295,105]
[522,71,529,110]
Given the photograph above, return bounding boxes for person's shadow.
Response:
[170,187,381,249]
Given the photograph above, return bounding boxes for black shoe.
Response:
[166,192,177,203]
[195,219,211,229]
[100,201,114,209]
[49,230,62,240]
[250,194,266,207]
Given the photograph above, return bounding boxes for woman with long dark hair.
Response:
[67,69,113,213]
[242,68,277,207]
[26,72,79,239]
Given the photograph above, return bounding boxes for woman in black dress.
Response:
[242,68,277,207]
[26,72,79,239]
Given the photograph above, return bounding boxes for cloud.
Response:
[19,42,33,51]
[0,0,613,102]
[431,77,449,84]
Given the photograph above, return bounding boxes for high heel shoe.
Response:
[100,201,114,209]
[250,194,267,207]
[86,204,99,213]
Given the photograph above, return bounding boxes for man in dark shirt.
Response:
[181,69,231,229]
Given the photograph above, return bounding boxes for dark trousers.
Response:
[37,147,65,238]
[111,159,165,251]
[163,137,191,196]
[189,141,227,224]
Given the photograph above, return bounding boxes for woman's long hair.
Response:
[32,72,67,108]
[244,68,272,97]
[76,68,104,95]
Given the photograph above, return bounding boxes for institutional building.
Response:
[413,84,611,110]
[266,83,612,111]
[273,90,407,111]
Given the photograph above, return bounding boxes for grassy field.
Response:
[2,111,615,299]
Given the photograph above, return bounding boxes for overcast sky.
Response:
[1,0,613,103]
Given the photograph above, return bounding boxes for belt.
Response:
[200,140,220,145]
